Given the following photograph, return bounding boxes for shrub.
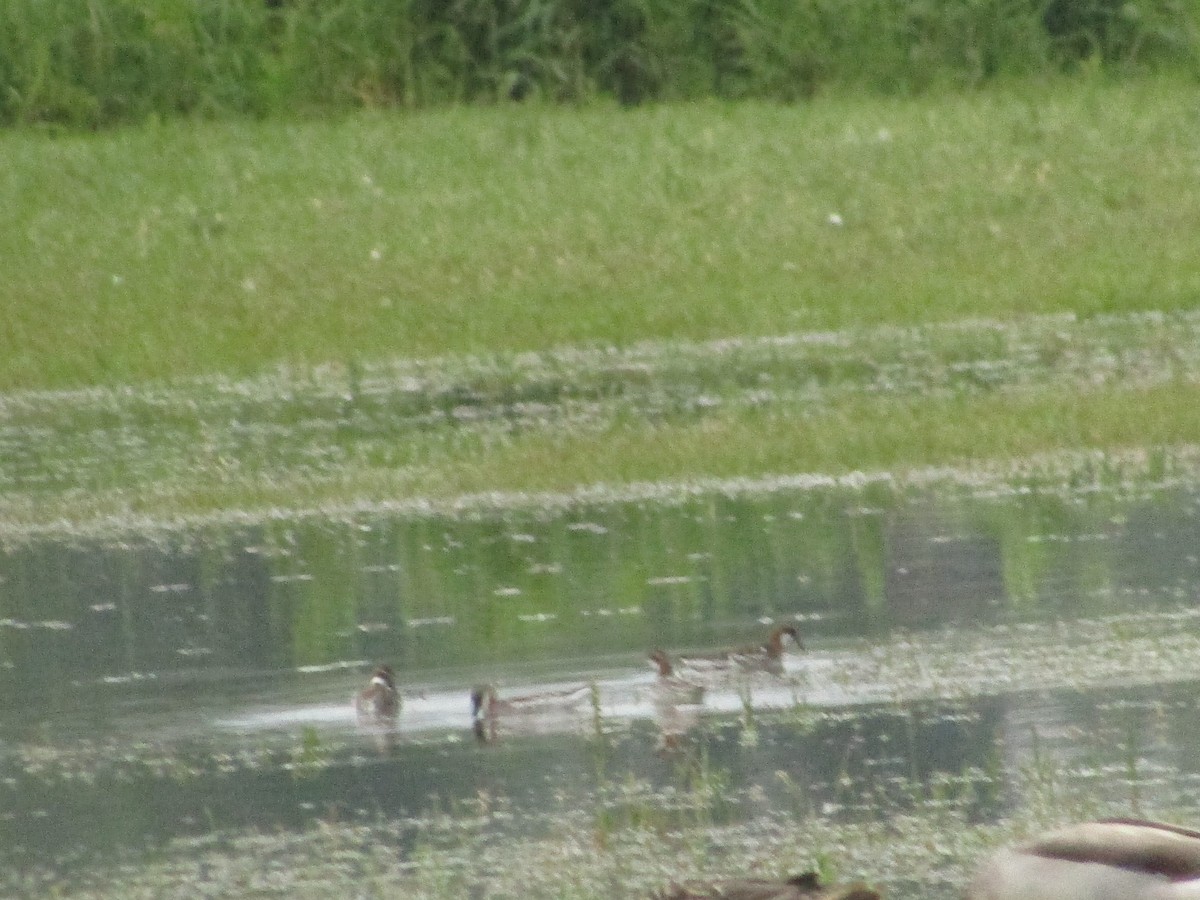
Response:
[0,0,1196,127]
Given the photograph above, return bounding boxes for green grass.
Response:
[5,76,1200,531]
[4,311,1200,531]
[3,75,1200,393]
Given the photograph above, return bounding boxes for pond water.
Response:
[4,470,1200,897]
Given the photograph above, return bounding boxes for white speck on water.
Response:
[646,575,695,586]
[356,622,390,633]
[567,522,608,534]
[149,583,192,593]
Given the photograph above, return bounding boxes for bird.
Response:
[470,682,595,743]
[966,818,1200,899]
[675,624,804,677]
[354,664,400,723]
[653,870,881,899]
[648,649,706,705]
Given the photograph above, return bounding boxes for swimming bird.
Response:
[653,870,881,899]
[648,649,706,705]
[354,664,400,723]
[675,624,803,677]
[470,682,595,743]
[967,818,1200,899]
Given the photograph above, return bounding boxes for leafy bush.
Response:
[0,0,1196,127]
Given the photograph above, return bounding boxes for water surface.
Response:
[3,472,1200,896]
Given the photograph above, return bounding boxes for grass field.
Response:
[4,75,1200,529]
[4,75,1199,391]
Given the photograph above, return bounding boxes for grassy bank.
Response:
[4,77,1200,393]
[3,310,1200,533]
[5,78,1200,531]
[13,383,1198,532]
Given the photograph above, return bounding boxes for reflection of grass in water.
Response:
[592,746,732,849]
[737,679,758,748]
[587,680,611,786]
[289,725,329,779]
[676,746,733,830]
[1123,719,1144,819]
[1023,724,1058,821]
[593,773,668,843]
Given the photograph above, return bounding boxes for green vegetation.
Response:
[7,9,1200,888]
[4,73,1200,530]
[4,78,1200,393]
[7,381,1198,531]
[3,307,1200,532]
[2,0,1195,127]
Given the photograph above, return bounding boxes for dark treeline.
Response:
[1,0,1196,128]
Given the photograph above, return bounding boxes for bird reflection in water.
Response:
[648,649,706,755]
